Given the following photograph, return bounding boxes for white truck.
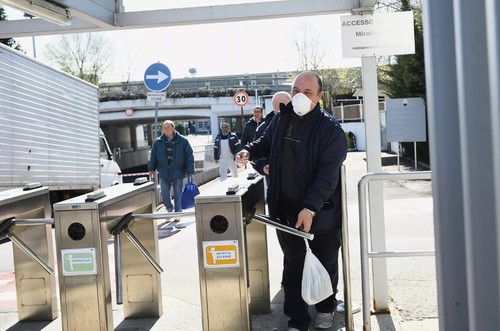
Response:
[0,43,122,202]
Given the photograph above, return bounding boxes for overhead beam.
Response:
[0,17,102,37]
[57,0,116,28]
[0,0,362,38]
[115,0,357,29]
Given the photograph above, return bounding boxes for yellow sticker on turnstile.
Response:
[203,240,239,268]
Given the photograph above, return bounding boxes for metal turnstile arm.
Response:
[122,229,164,274]
[114,233,124,305]
[9,233,54,275]
[132,211,195,220]
[252,213,315,241]
[111,213,164,305]
[0,218,55,275]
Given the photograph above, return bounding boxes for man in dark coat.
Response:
[240,105,263,146]
[251,91,291,176]
[237,71,347,331]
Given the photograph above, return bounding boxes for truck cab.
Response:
[99,129,123,187]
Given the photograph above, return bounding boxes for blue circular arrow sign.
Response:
[144,62,172,92]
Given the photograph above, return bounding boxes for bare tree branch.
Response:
[44,33,115,85]
[292,21,326,71]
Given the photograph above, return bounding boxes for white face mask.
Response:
[291,93,313,116]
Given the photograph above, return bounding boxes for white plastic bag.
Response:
[301,238,334,305]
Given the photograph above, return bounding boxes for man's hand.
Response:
[236,149,250,166]
[295,208,314,233]
[149,171,156,179]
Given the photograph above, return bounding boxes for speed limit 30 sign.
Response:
[233,91,249,107]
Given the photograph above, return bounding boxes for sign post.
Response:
[233,90,249,133]
[144,62,172,141]
[341,10,416,316]
[144,62,172,205]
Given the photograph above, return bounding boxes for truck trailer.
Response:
[0,43,122,202]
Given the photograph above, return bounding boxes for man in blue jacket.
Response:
[148,120,195,212]
[237,71,347,331]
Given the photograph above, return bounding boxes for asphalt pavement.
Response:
[0,151,438,331]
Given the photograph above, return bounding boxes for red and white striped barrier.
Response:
[122,172,150,177]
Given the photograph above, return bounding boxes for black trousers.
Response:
[276,228,341,331]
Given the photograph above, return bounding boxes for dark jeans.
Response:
[276,228,341,331]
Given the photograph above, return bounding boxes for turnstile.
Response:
[53,180,162,331]
[195,175,270,331]
[0,185,57,321]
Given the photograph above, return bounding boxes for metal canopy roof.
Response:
[0,0,376,38]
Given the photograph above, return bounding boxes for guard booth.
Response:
[195,174,270,331]
[53,179,162,331]
[0,184,57,321]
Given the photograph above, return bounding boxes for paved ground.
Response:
[0,151,438,331]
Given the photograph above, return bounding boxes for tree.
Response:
[377,0,429,165]
[291,20,362,111]
[0,5,22,50]
[378,1,425,99]
[44,33,115,85]
[319,67,362,110]
[292,21,326,71]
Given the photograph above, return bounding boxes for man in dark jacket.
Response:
[237,71,347,331]
[148,120,195,212]
[251,91,291,176]
[240,105,263,146]
[213,122,241,181]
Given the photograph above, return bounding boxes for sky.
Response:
[4,0,361,82]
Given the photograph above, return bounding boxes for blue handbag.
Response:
[181,175,200,209]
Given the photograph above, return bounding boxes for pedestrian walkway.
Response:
[0,152,438,331]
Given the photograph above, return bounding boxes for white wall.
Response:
[341,122,366,151]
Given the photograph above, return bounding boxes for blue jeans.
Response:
[159,177,184,212]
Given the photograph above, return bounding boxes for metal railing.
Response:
[358,171,433,331]
[332,101,385,122]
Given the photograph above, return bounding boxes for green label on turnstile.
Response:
[61,248,97,276]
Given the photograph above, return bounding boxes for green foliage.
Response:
[319,67,362,110]
[377,1,429,165]
[378,9,425,99]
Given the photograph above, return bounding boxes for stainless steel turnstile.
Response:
[0,185,57,321]
[195,175,270,331]
[53,180,162,331]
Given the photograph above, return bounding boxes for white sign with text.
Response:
[147,92,166,102]
[386,97,427,142]
[341,11,415,58]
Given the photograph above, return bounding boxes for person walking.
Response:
[240,105,264,146]
[236,71,347,331]
[148,120,195,213]
[213,122,241,181]
[251,91,291,176]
